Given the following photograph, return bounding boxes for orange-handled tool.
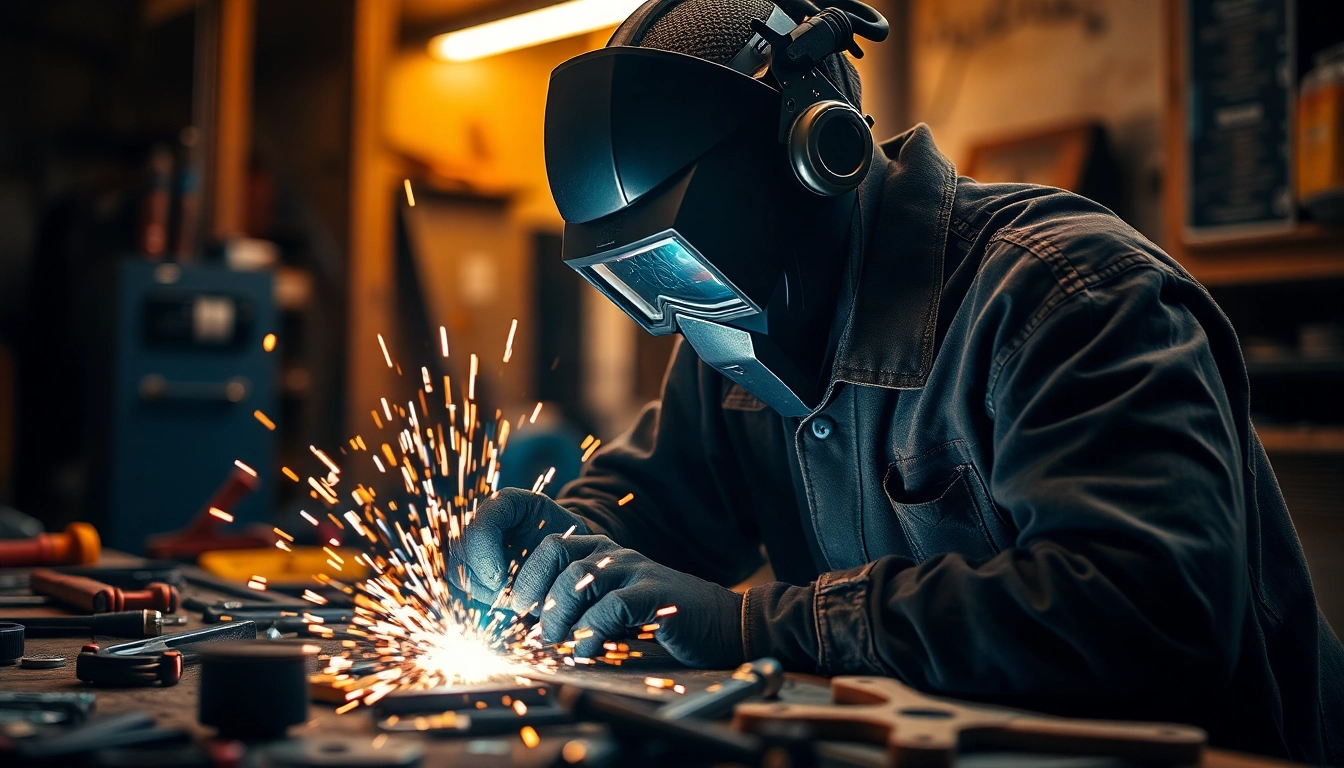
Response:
[0,522,100,567]
[30,569,180,614]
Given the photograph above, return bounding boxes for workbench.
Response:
[0,555,1302,768]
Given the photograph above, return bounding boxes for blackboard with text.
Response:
[1186,0,1294,238]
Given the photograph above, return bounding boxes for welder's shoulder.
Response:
[952,178,1188,298]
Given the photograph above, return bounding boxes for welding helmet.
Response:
[545,0,888,416]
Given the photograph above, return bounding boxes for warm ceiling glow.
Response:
[430,0,645,61]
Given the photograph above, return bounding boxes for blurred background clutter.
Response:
[0,0,1339,629]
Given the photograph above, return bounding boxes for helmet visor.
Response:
[567,231,759,335]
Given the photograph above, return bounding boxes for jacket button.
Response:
[810,416,835,440]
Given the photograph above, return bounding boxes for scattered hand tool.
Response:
[557,685,814,768]
[10,710,191,762]
[76,620,258,687]
[0,561,182,602]
[203,605,352,626]
[0,522,100,567]
[180,570,291,605]
[198,641,316,739]
[0,692,96,726]
[0,621,23,664]
[58,561,185,590]
[257,736,424,767]
[0,610,163,638]
[29,568,180,614]
[145,467,273,560]
[733,676,1207,768]
[658,657,783,721]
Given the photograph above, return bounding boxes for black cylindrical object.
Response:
[0,622,23,664]
[198,641,314,739]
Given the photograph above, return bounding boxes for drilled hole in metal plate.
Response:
[898,708,954,719]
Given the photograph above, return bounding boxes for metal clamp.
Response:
[76,621,257,687]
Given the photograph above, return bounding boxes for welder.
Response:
[450,0,1343,763]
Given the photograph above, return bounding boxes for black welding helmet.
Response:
[545,0,888,416]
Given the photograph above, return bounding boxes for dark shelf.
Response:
[1256,424,1344,455]
[1244,358,1344,378]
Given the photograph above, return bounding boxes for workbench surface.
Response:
[0,559,1301,768]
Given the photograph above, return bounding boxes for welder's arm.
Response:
[741,266,1248,708]
[556,338,764,587]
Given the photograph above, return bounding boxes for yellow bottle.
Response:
[1297,43,1344,221]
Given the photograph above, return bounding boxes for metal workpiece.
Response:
[734,676,1207,767]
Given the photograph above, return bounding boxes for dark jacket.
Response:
[557,125,1344,765]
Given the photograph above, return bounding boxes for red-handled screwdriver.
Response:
[29,569,180,614]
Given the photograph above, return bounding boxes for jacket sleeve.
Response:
[556,338,765,587]
[743,263,1248,711]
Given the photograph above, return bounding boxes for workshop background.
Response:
[0,0,1340,629]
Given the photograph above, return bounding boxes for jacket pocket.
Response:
[882,461,999,563]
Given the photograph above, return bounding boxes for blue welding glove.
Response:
[510,534,745,669]
[448,488,591,603]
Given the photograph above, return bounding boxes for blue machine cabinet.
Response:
[103,261,276,553]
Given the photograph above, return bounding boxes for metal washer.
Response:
[20,656,67,669]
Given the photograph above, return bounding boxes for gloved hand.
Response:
[448,488,591,603]
[510,534,745,669]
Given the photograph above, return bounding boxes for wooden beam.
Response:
[347,0,401,435]
[211,0,254,238]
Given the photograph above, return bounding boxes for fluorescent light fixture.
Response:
[430,0,645,61]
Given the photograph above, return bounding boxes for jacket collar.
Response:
[831,124,955,390]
